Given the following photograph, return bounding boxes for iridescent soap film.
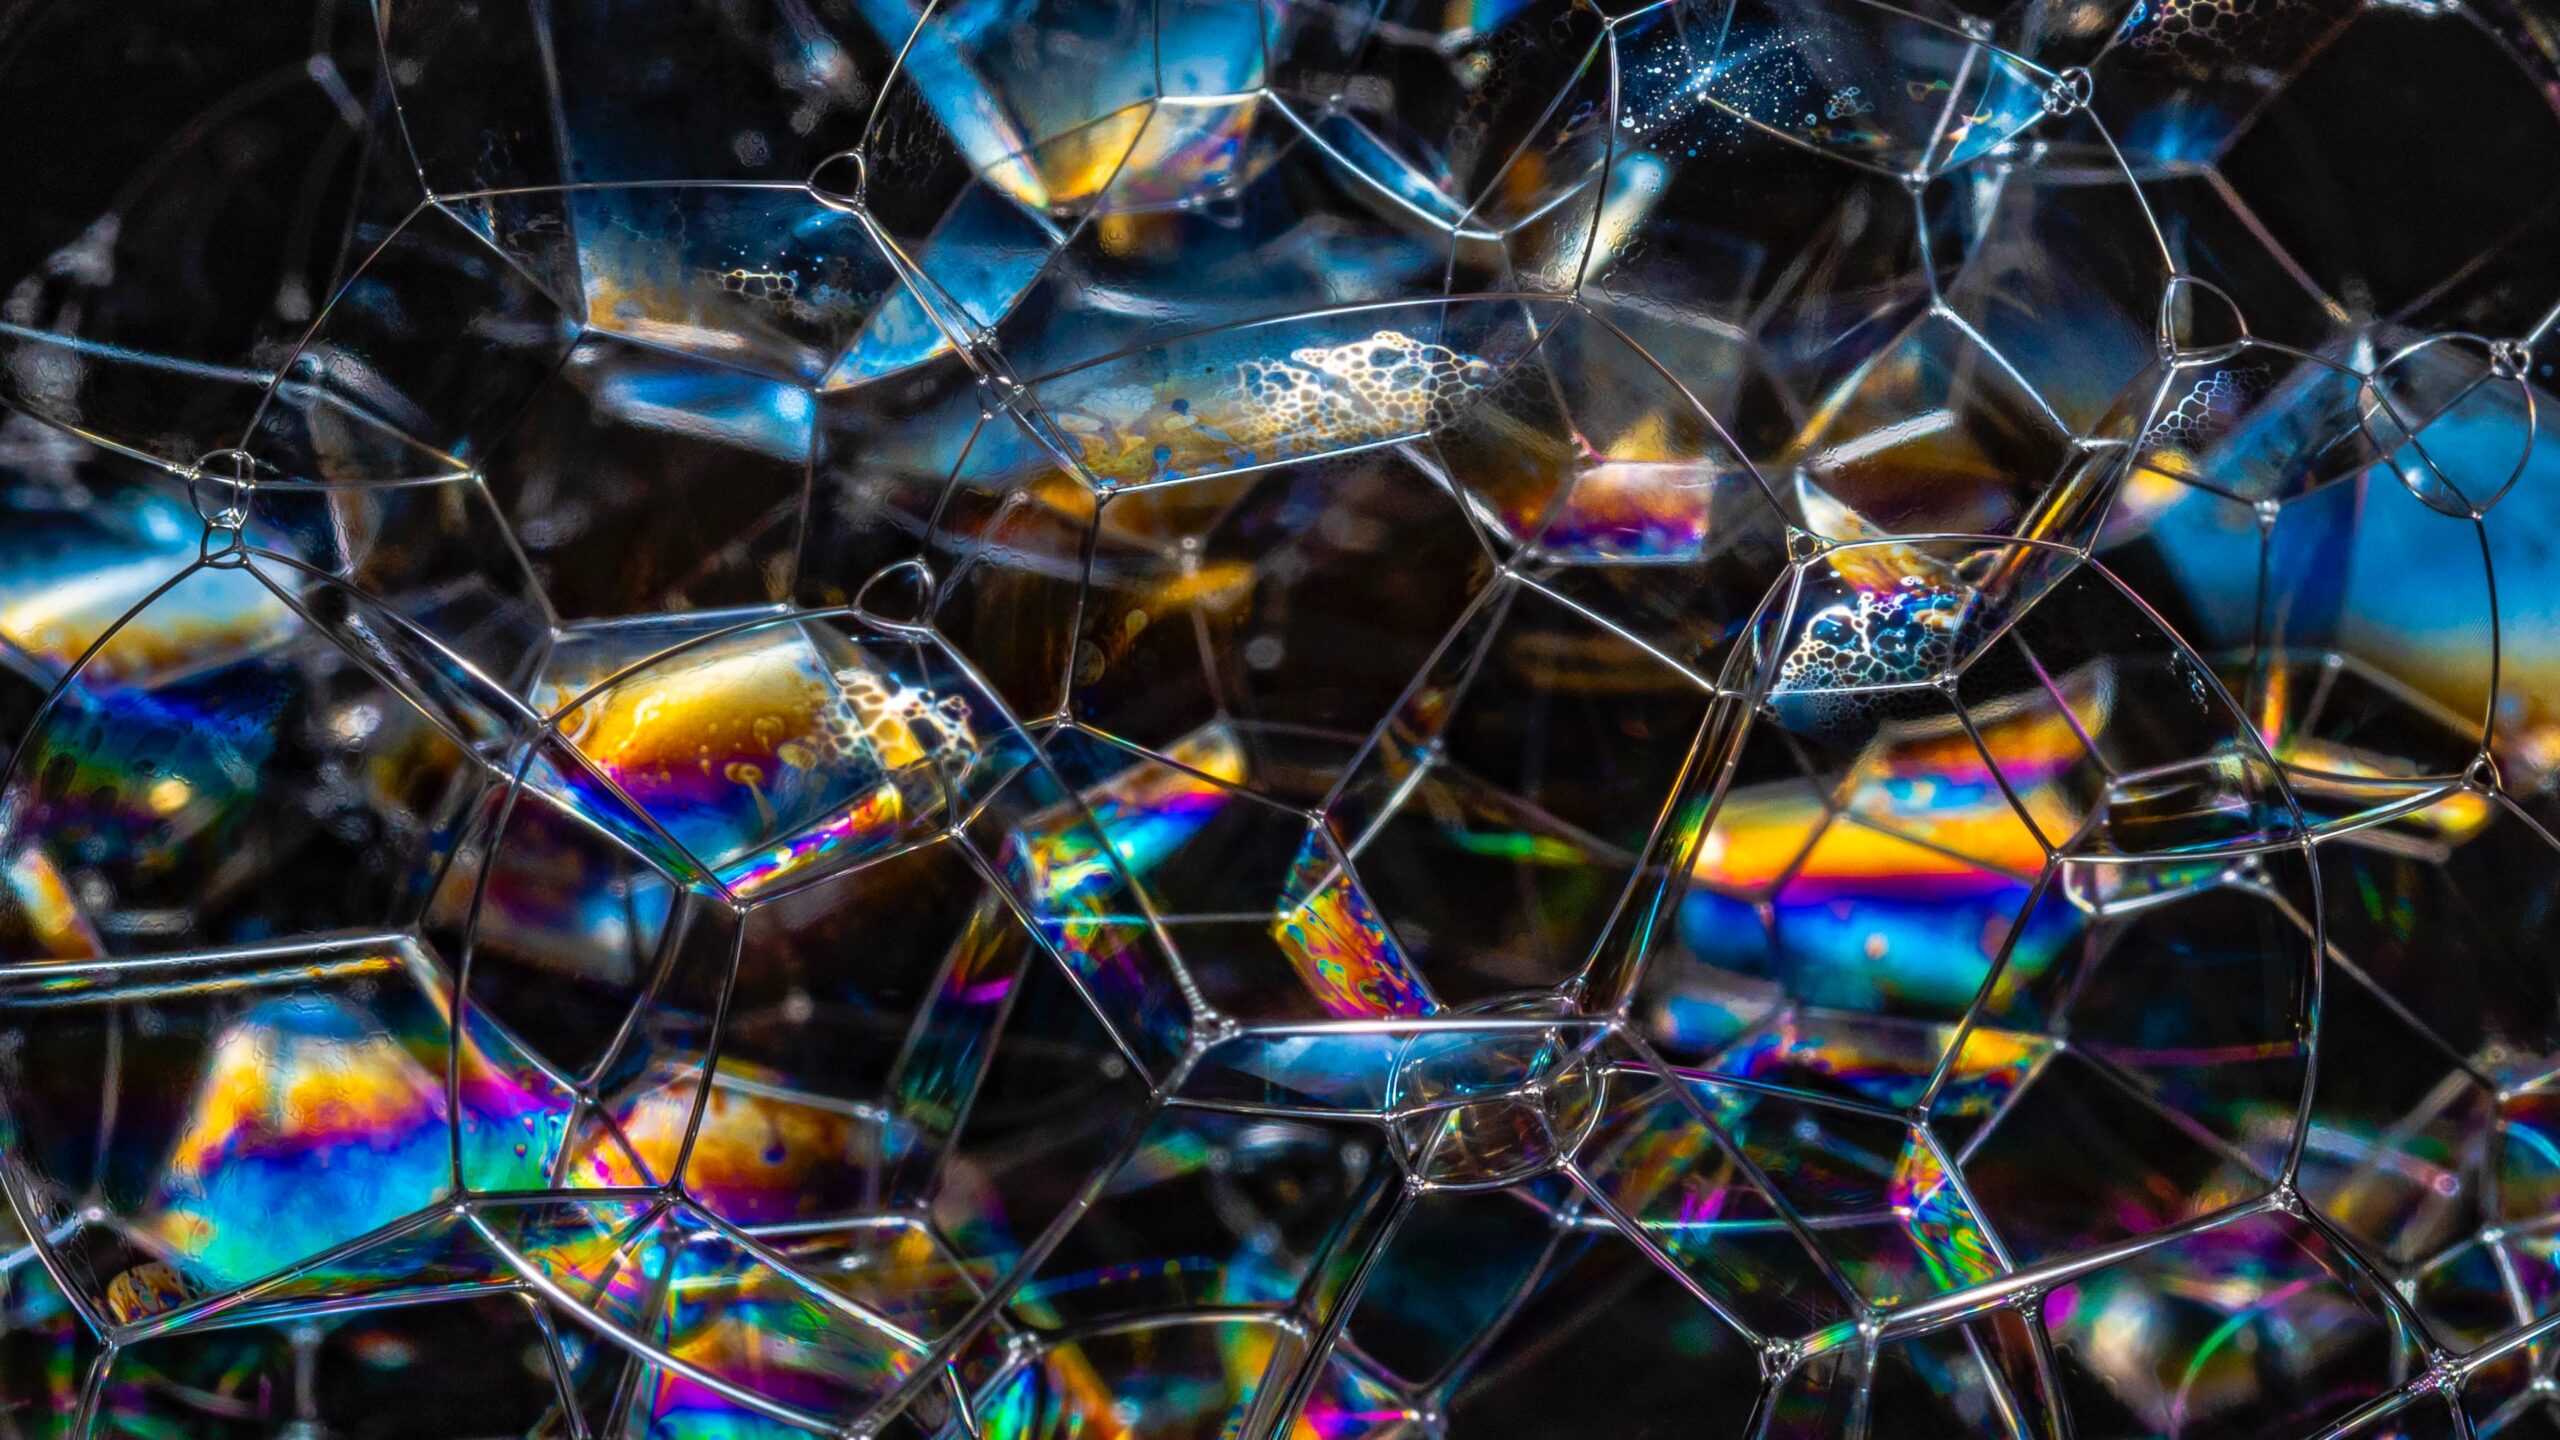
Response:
[3,0,2560,1435]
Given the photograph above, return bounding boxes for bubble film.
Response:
[4,0,2560,1434]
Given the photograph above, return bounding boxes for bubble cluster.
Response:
[4,0,2560,1435]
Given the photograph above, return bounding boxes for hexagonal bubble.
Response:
[1946,844,2327,1255]
[0,558,525,964]
[1431,304,1793,683]
[1031,570,1721,1031]
[519,609,1035,902]
[2081,341,2385,514]
[483,334,815,623]
[0,935,571,1331]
